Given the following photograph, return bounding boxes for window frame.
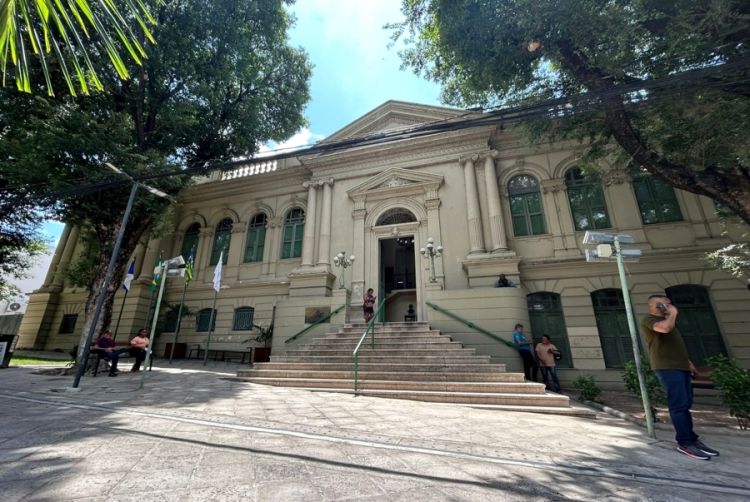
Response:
[564,167,611,231]
[508,175,546,236]
[58,314,78,334]
[210,218,233,266]
[632,175,683,225]
[181,222,201,263]
[196,308,217,332]
[232,307,255,331]
[243,214,267,263]
[281,207,305,259]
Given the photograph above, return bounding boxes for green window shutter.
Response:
[508,175,546,237]
[565,168,610,231]
[196,309,216,332]
[211,219,233,265]
[244,214,267,263]
[634,176,682,224]
[181,223,201,262]
[281,208,305,259]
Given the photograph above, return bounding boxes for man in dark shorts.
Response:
[641,294,720,460]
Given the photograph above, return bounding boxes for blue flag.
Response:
[122,260,135,292]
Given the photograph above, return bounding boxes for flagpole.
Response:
[203,289,219,366]
[140,261,168,390]
[203,250,223,367]
[112,290,128,341]
[169,281,188,364]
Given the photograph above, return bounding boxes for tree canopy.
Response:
[394,0,750,224]
[0,0,311,344]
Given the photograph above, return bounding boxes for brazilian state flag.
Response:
[150,256,162,293]
[185,246,195,283]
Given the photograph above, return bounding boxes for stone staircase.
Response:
[236,322,594,416]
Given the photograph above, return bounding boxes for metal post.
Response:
[169,280,188,364]
[72,182,139,388]
[614,236,656,439]
[203,289,219,366]
[139,261,168,389]
[112,289,128,341]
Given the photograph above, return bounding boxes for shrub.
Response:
[706,354,750,430]
[572,374,602,403]
[623,356,665,422]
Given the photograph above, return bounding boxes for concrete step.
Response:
[270,355,491,364]
[237,377,546,394]
[281,387,571,407]
[299,342,465,351]
[344,322,430,329]
[283,347,475,357]
[236,369,523,382]
[251,362,508,372]
[314,333,452,342]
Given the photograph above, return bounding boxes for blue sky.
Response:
[266,0,443,150]
[42,1,443,248]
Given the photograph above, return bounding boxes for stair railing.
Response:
[353,298,386,394]
[425,301,515,349]
[284,304,346,344]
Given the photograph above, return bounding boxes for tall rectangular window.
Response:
[281,208,305,259]
[244,214,267,263]
[508,175,546,236]
[565,168,610,231]
[633,176,683,224]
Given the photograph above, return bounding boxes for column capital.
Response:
[541,179,566,194]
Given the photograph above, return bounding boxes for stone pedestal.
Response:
[461,252,521,288]
[287,267,336,297]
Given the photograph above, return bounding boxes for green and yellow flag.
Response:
[150,254,162,292]
[185,246,195,283]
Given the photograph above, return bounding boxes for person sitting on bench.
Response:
[129,329,150,372]
[92,329,129,377]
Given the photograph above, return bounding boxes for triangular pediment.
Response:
[348,167,443,199]
[324,100,469,143]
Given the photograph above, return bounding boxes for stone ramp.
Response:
[236,322,594,417]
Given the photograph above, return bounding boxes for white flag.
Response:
[213,252,223,292]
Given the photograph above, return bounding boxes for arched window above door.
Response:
[376,208,417,226]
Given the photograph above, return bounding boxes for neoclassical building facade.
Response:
[18,101,750,386]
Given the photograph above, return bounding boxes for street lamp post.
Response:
[420,237,443,283]
[333,251,354,289]
[583,231,655,439]
[71,164,169,389]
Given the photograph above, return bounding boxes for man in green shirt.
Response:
[641,294,720,460]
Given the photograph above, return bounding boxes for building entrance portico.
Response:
[379,235,417,322]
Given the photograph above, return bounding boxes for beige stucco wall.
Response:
[16,102,750,385]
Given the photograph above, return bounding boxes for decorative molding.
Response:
[541,179,566,194]
[347,167,443,202]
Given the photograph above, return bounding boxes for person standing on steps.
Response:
[535,335,561,392]
[513,323,537,382]
[641,294,720,461]
[363,288,376,323]
[129,328,150,372]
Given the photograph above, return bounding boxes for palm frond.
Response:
[0,0,160,96]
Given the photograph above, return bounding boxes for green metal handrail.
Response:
[425,301,515,349]
[353,298,386,394]
[284,304,346,344]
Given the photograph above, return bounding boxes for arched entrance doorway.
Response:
[666,285,727,365]
[527,292,573,368]
[376,209,417,322]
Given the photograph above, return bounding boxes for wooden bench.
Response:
[86,342,142,377]
[188,336,254,364]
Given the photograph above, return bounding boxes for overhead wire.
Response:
[14,56,750,201]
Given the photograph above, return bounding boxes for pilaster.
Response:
[462,155,485,254]
[483,152,508,251]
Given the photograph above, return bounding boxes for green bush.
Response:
[572,374,602,403]
[623,356,665,422]
[706,354,750,430]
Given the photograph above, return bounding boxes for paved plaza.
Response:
[1,359,749,501]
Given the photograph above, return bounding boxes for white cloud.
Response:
[257,127,326,157]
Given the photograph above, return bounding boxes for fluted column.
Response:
[317,178,334,266]
[301,180,318,267]
[137,238,162,283]
[462,156,485,254]
[42,224,72,288]
[52,226,80,287]
[484,153,508,251]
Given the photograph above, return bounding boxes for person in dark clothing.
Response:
[641,294,720,461]
[91,330,128,377]
[494,274,514,287]
[512,323,537,382]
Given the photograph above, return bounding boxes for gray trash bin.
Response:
[0,334,19,368]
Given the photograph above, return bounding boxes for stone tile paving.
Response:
[0,360,748,501]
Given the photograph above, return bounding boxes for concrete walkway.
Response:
[1,359,748,501]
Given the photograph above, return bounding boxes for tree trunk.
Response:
[556,41,750,225]
[75,225,147,363]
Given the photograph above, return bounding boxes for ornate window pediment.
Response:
[347,167,443,201]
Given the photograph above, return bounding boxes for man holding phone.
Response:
[641,294,720,460]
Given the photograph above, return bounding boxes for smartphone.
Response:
[656,303,668,313]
